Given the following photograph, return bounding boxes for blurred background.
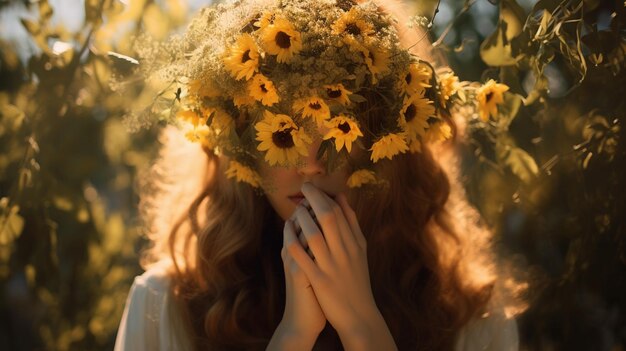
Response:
[0,0,624,349]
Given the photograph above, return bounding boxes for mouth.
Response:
[288,190,337,204]
[288,192,305,204]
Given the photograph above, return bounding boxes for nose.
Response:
[297,138,326,177]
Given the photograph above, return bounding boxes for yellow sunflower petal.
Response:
[476,79,509,122]
[346,169,377,188]
[398,93,435,139]
[331,8,374,37]
[293,96,330,125]
[324,83,352,106]
[225,160,262,187]
[254,110,310,166]
[369,133,409,163]
[403,62,432,95]
[223,33,260,81]
[260,17,302,63]
[322,115,363,154]
[248,73,280,106]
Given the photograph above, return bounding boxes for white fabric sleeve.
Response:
[454,300,519,351]
[114,268,194,351]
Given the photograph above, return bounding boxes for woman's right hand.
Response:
[267,211,326,350]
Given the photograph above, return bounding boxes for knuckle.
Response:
[317,210,337,227]
[286,242,300,255]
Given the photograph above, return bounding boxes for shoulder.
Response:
[132,264,173,295]
[114,263,194,351]
[454,296,520,351]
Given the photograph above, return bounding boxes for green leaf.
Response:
[316,139,332,161]
[480,21,520,66]
[496,92,523,130]
[480,0,525,67]
[0,199,24,246]
[0,103,25,134]
[509,148,539,183]
[348,94,367,103]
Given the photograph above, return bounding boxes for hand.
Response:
[290,182,380,338]
[277,217,327,340]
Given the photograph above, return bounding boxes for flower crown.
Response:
[154,0,469,189]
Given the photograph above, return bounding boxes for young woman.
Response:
[114,0,525,350]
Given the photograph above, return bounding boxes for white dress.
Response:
[114,267,519,351]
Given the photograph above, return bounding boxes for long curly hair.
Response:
[137,1,527,350]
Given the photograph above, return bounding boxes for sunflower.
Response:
[476,79,509,122]
[356,43,390,82]
[223,34,260,81]
[188,79,221,100]
[253,11,274,31]
[406,135,422,153]
[225,160,262,187]
[331,7,374,38]
[177,109,207,127]
[184,125,216,150]
[346,169,377,188]
[255,110,312,166]
[438,71,460,105]
[233,92,257,107]
[424,121,452,144]
[260,17,302,63]
[323,115,363,153]
[403,62,432,95]
[248,73,280,106]
[293,96,330,126]
[369,132,409,163]
[398,93,435,139]
[324,83,352,106]
[202,107,234,135]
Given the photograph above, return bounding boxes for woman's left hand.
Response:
[290,182,380,339]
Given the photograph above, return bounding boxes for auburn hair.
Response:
[137,0,527,350]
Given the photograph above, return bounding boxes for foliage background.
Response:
[0,0,624,350]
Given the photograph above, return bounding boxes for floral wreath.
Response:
[131,0,510,189]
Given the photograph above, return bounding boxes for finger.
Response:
[301,182,346,257]
[284,215,322,281]
[296,230,316,260]
[317,190,360,255]
[294,205,330,265]
[300,199,322,235]
[284,220,315,288]
[336,193,366,250]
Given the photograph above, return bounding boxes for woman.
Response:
[115,0,525,349]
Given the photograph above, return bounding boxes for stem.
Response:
[432,0,477,49]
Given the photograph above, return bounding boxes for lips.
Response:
[288,190,337,204]
[288,192,305,204]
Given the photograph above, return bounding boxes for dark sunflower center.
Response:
[486,92,494,102]
[346,22,361,36]
[405,104,417,123]
[309,102,322,110]
[275,31,292,49]
[327,88,342,98]
[260,83,268,93]
[242,50,251,63]
[272,128,295,148]
[338,122,351,133]
[405,73,412,85]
